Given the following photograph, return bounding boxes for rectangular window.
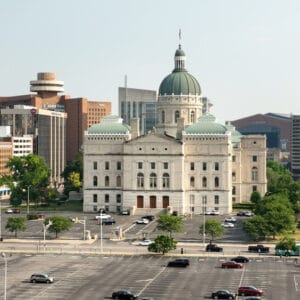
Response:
[116,194,121,203]
[202,162,207,171]
[232,197,236,203]
[93,194,97,203]
[214,195,219,205]
[232,186,236,195]
[117,161,121,170]
[151,162,155,169]
[215,162,219,171]
[105,194,109,203]
[253,156,257,162]
[190,162,195,171]
[138,162,143,169]
[105,161,110,170]
[252,185,257,192]
[93,206,97,212]
[163,162,168,169]
[232,155,236,162]
[93,161,97,170]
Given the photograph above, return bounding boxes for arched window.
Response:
[116,175,121,187]
[162,173,170,188]
[202,176,207,188]
[137,173,144,188]
[190,111,195,123]
[161,111,165,123]
[175,110,180,123]
[93,176,98,186]
[105,176,109,187]
[150,173,157,188]
[252,167,258,181]
[214,177,219,188]
[190,176,195,188]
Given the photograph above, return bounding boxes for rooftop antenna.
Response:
[124,75,128,124]
[179,28,182,46]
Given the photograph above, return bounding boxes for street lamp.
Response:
[202,195,206,246]
[27,186,31,216]
[100,211,103,253]
[43,220,52,255]
[1,252,7,300]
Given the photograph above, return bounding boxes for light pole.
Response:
[100,211,103,253]
[27,186,31,216]
[1,252,7,300]
[43,220,52,255]
[202,196,206,246]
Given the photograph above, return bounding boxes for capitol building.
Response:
[83,43,267,215]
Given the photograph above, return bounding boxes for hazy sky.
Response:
[1,0,300,123]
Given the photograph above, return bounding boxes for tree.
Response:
[3,154,51,206]
[61,151,83,196]
[5,217,27,238]
[250,191,261,205]
[148,235,177,255]
[199,219,224,241]
[45,216,73,238]
[243,215,268,241]
[275,236,297,251]
[156,214,184,237]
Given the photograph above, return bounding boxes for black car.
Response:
[102,218,116,225]
[211,290,235,299]
[112,290,138,299]
[206,243,223,252]
[167,258,190,267]
[230,256,249,263]
[142,215,155,221]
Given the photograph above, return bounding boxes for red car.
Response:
[221,261,243,269]
[238,286,263,296]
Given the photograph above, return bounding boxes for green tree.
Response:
[61,151,83,196]
[199,219,224,241]
[156,214,184,237]
[5,216,27,238]
[243,215,268,241]
[275,236,297,251]
[148,235,177,255]
[45,216,73,238]
[3,154,51,207]
[250,191,261,205]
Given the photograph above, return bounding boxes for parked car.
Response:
[224,216,236,223]
[221,222,234,228]
[238,286,263,296]
[206,243,223,252]
[95,214,111,220]
[111,290,138,299]
[142,215,155,221]
[221,261,243,269]
[244,297,262,300]
[248,244,269,253]
[237,211,246,216]
[36,213,45,219]
[167,258,190,267]
[102,218,116,225]
[30,273,54,283]
[5,208,13,214]
[138,239,153,246]
[120,210,130,215]
[136,218,149,224]
[230,256,249,263]
[211,290,235,299]
[244,211,255,217]
[206,210,220,215]
[68,216,76,222]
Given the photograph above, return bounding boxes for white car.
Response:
[95,214,111,220]
[225,216,237,223]
[222,222,235,228]
[139,239,153,246]
[136,218,149,224]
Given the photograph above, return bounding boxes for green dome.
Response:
[87,115,130,134]
[159,71,201,96]
[159,44,201,96]
[184,114,227,134]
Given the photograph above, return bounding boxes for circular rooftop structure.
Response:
[30,72,64,93]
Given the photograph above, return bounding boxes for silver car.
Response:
[30,273,54,283]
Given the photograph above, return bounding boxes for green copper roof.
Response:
[159,70,201,96]
[184,113,227,134]
[159,44,201,96]
[87,115,130,134]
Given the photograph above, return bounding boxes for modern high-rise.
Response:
[0,72,111,163]
[291,115,300,179]
[118,87,157,134]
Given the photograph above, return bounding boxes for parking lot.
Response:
[0,254,299,299]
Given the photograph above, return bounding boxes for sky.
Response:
[1,0,300,123]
